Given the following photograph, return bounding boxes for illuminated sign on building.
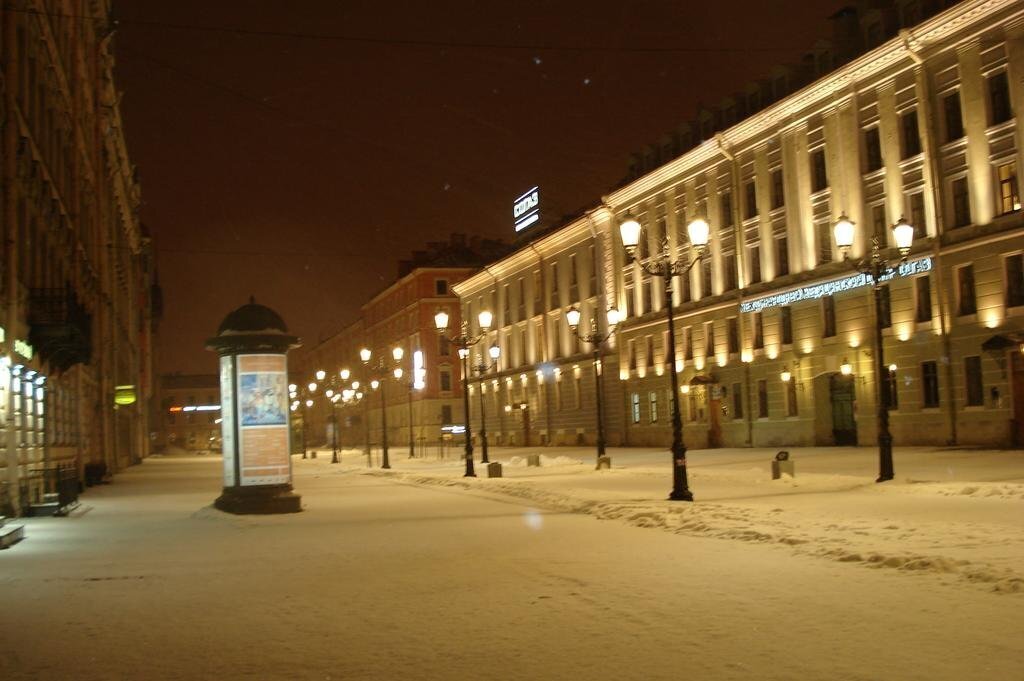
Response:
[114,385,137,406]
[513,186,540,232]
[413,350,426,390]
[740,257,933,313]
[13,340,33,360]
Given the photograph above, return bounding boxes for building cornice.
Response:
[603,0,1021,211]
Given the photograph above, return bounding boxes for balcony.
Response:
[28,288,92,372]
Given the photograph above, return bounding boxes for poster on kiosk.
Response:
[226,353,291,486]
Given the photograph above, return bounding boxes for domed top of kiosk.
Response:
[207,297,300,355]
[217,296,289,335]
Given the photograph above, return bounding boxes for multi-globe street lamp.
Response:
[833,214,915,482]
[359,346,407,470]
[433,308,494,477]
[288,380,320,459]
[472,343,501,464]
[618,213,710,501]
[565,305,621,468]
[359,347,373,465]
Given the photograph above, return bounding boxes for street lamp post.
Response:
[619,214,710,501]
[834,214,915,482]
[434,308,494,477]
[329,368,350,464]
[360,348,373,466]
[473,344,501,464]
[375,376,390,469]
[566,306,621,468]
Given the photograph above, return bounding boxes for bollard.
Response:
[771,450,795,479]
[486,462,503,478]
[527,454,541,467]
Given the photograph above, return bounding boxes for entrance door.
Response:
[707,384,722,448]
[830,374,857,445]
[1011,352,1024,446]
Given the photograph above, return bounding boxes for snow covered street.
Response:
[2,448,1023,680]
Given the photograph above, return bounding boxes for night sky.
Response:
[114,0,847,375]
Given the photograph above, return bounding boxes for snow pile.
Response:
[504,454,584,467]
[361,458,1024,594]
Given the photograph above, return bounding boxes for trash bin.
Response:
[771,451,795,479]
[486,462,503,478]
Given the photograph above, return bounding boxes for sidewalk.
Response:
[298,443,1024,594]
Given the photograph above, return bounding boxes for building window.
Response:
[701,260,713,298]
[727,317,739,354]
[780,306,793,345]
[957,265,977,315]
[770,169,785,209]
[646,335,655,369]
[776,236,789,276]
[871,203,887,243]
[757,379,768,418]
[642,276,653,314]
[435,279,448,295]
[997,162,1020,215]
[631,393,641,424]
[705,322,715,357]
[786,379,798,417]
[441,404,453,424]
[882,366,898,409]
[822,296,836,338]
[878,285,892,328]
[900,109,921,158]
[744,180,757,219]
[549,262,559,310]
[728,383,742,419]
[649,391,658,423]
[753,311,764,349]
[964,356,984,407]
[724,252,738,291]
[1006,254,1024,308]
[679,268,691,303]
[866,21,883,48]
[517,278,526,320]
[720,192,733,227]
[921,360,940,408]
[628,339,637,371]
[818,221,833,264]
[749,245,762,285]
[502,284,511,323]
[684,327,693,360]
[589,244,598,295]
[864,127,882,172]
[439,336,451,357]
[811,148,828,192]
[915,276,932,323]
[624,284,634,318]
[951,177,970,228]
[943,91,964,142]
[988,70,1012,126]
[907,192,927,240]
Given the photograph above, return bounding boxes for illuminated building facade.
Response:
[461,0,1024,449]
[1,3,156,514]
[298,266,478,452]
[453,215,626,447]
[156,375,220,452]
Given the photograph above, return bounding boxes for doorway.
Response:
[1011,352,1024,446]
[830,374,857,445]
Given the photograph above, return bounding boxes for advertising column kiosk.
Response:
[206,298,302,514]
